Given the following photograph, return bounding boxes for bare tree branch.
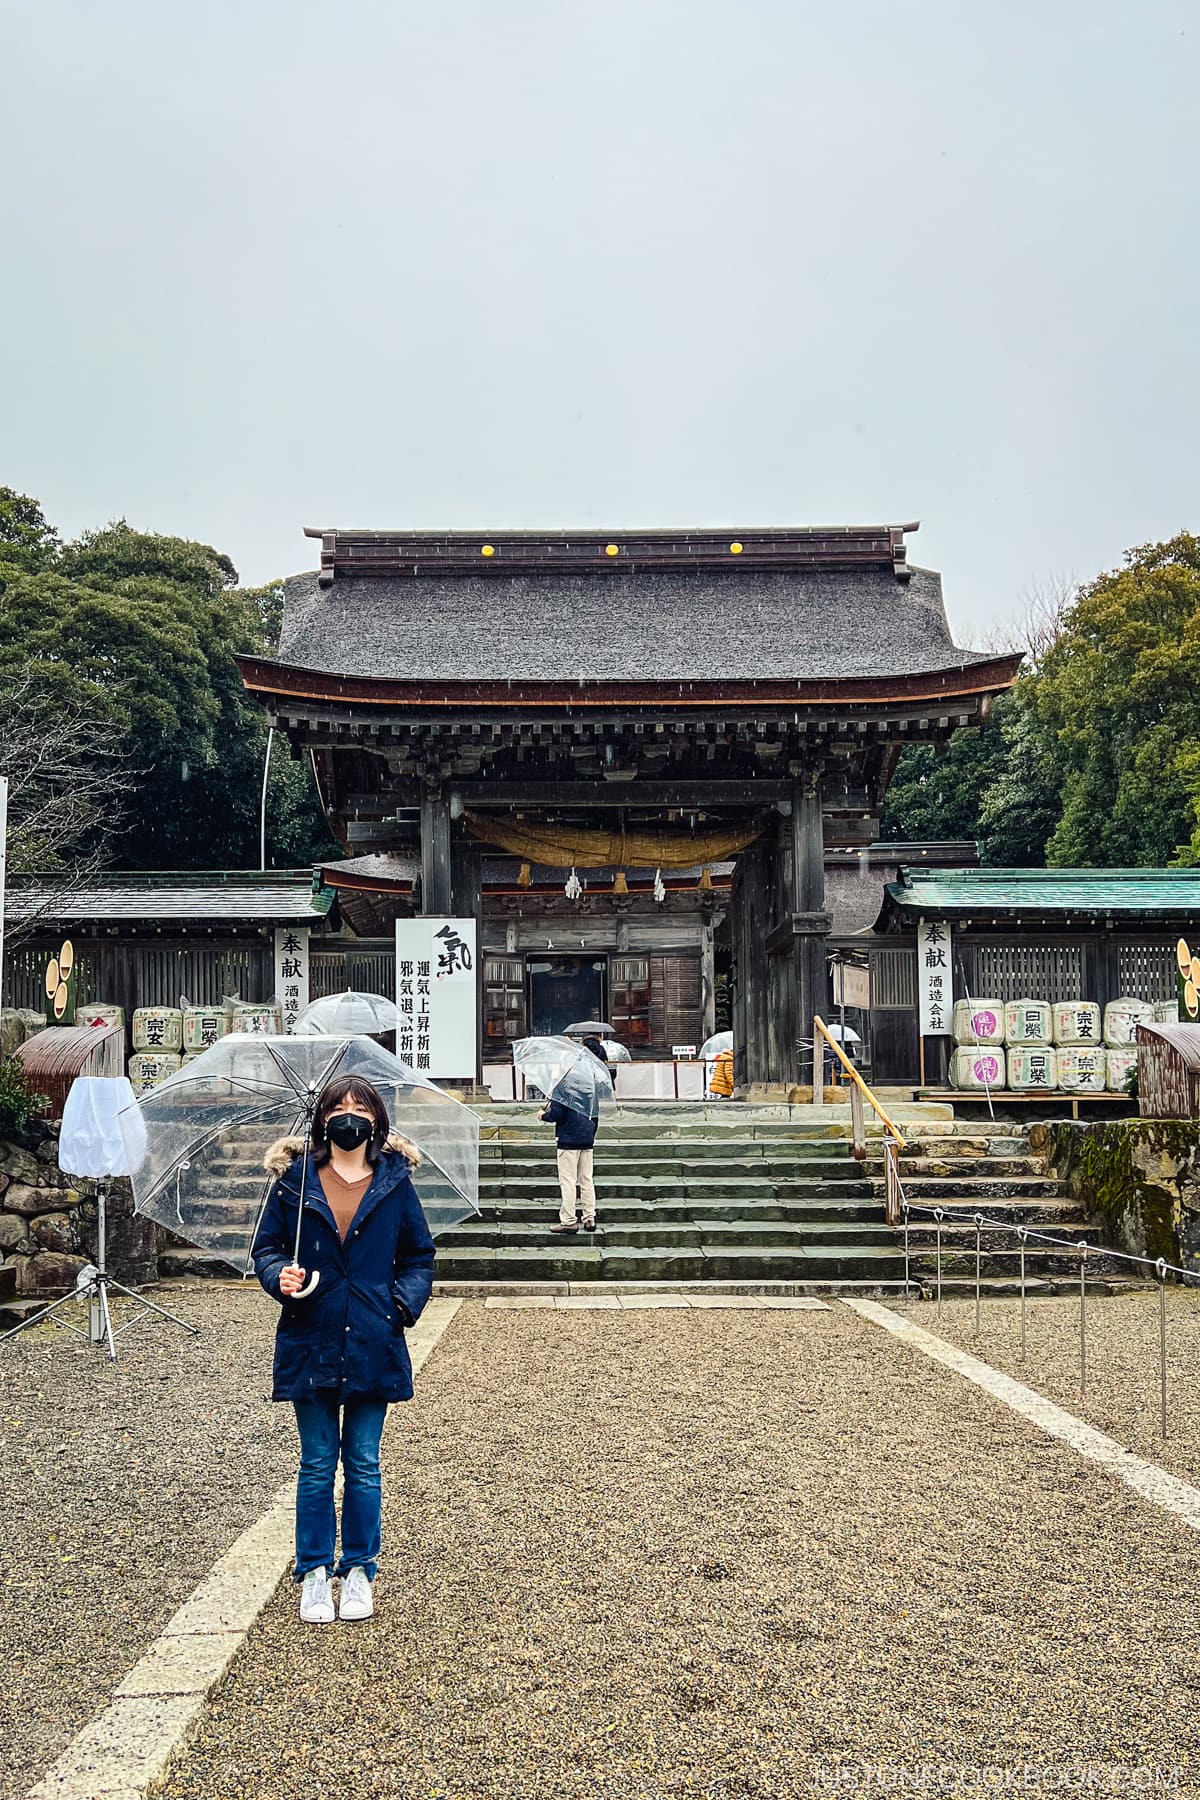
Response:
[0,670,134,949]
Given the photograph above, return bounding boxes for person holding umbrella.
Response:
[538,1034,611,1236]
[252,1073,435,1625]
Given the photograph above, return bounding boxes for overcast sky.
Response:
[4,0,1198,642]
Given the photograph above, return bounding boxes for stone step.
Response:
[450,1222,899,1251]
[434,1278,919,1298]
[481,1173,874,1198]
[0,1296,60,1332]
[874,1176,1060,1201]
[864,1156,1045,1179]
[158,1248,243,1279]
[435,1243,909,1283]
[480,1143,881,1168]
[476,1199,889,1224]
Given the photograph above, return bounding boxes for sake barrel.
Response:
[132,1006,183,1053]
[1154,999,1179,1023]
[1103,997,1155,1047]
[951,1047,1005,1090]
[952,999,1004,1046]
[229,1001,282,1036]
[79,1003,125,1034]
[1051,1001,1102,1047]
[1106,1047,1138,1092]
[1003,1000,1052,1046]
[128,1050,182,1094]
[1007,1046,1059,1092]
[1057,1046,1106,1093]
[183,1005,228,1053]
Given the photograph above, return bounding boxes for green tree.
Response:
[1038,534,1200,866]
[0,486,59,571]
[0,490,336,870]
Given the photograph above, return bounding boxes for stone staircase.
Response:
[873,1121,1129,1294]
[434,1102,1116,1296]
[42,1101,1115,1304]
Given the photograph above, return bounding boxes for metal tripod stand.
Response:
[0,1179,200,1361]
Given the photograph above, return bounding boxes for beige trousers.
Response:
[557,1148,596,1225]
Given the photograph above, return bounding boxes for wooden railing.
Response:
[812,1015,908,1224]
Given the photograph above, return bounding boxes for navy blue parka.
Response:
[252,1135,436,1404]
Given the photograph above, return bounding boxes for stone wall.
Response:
[0,1123,160,1296]
[1032,1119,1200,1271]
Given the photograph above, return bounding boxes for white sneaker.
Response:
[339,1565,375,1622]
[299,1566,334,1624]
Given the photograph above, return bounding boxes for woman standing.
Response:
[253,1075,435,1624]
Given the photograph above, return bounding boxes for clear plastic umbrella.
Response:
[514,1035,615,1115]
[292,990,399,1036]
[117,1035,479,1298]
[698,1030,733,1061]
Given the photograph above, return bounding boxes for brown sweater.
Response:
[318,1161,374,1242]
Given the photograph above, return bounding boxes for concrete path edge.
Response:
[844,1298,1200,1534]
[24,1297,463,1800]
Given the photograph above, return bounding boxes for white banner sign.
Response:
[395,917,478,1079]
[274,926,310,1034]
[917,917,953,1036]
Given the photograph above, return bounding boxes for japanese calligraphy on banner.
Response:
[274,927,310,1034]
[917,918,953,1036]
[395,917,478,1078]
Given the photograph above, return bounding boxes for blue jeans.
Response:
[293,1395,389,1582]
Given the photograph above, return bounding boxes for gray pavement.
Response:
[152,1300,1200,1800]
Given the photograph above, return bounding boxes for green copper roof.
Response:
[886,867,1200,918]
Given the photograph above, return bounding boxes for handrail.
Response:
[813,1015,907,1150]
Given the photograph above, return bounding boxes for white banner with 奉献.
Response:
[917,918,953,1037]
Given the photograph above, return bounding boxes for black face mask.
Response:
[325,1112,373,1152]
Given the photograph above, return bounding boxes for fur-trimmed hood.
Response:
[263,1132,423,1176]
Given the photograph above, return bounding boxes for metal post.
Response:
[1079,1240,1088,1401]
[935,1207,944,1318]
[903,1200,910,1293]
[974,1212,983,1337]
[1018,1227,1027,1362]
[1157,1258,1168,1441]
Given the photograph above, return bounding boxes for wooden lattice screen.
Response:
[972,943,1084,1002]
[1115,942,1177,1003]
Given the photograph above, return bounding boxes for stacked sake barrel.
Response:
[226,999,283,1036]
[129,1007,184,1093]
[1006,1000,1056,1093]
[181,1003,230,1066]
[1102,997,1154,1092]
[950,995,1153,1094]
[949,1000,1006,1091]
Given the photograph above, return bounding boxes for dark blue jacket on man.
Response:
[541,1098,598,1149]
[252,1132,435,1404]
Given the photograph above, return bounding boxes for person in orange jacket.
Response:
[709,1046,734,1099]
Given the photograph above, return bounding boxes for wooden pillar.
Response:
[792,774,831,1099]
[450,829,484,1083]
[700,918,717,1041]
[420,789,452,916]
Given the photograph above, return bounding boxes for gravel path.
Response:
[888,1289,1200,1488]
[0,1284,292,1800]
[156,1300,1200,1800]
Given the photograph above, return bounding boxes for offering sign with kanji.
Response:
[917,917,953,1037]
[274,927,310,1034]
[394,917,478,1078]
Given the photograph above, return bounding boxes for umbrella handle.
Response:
[286,1263,320,1300]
